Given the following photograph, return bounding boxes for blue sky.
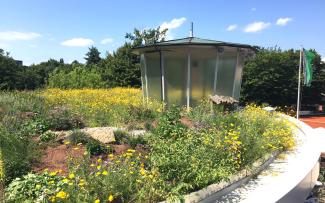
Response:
[0,0,324,65]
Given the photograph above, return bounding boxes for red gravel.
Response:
[300,116,325,128]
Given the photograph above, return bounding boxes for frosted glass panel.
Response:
[233,52,244,99]
[140,54,147,99]
[190,49,216,105]
[163,51,188,106]
[215,49,238,97]
[145,52,161,100]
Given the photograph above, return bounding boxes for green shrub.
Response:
[40,131,57,142]
[67,130,91,145]
[45,107,84,131]
[85,140,109,156]
[66,131,109,156]
[47,66,107,89]
[113,130,129,144]
[5,172,63,202]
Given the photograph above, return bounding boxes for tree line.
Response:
[0,28,324,107]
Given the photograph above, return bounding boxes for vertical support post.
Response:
[140,55,145,104]
[297,48,303,119]
[143,54,149,104]
[160,51,165,102]
[232,48,240,98]
[187,52,191,111]
[213,50,219,95]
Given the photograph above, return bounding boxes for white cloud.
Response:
[0,31,41,41]
[160,17,187,30]
[322,55,325,63]
[251,8,256,11]
[61,38,94,47]
[160,17,187,40]
[227,24,237,31]
[276,17,292,26]
[244,21,271,33]
[101,38,114,45]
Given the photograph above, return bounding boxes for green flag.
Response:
[303,50,315,86]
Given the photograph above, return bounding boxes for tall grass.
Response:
[0,91,43,184]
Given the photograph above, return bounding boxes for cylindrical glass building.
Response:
[133,37,255,108]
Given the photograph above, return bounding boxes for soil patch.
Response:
[32,144,85,174]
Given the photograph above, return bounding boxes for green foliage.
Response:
[85,140,109,156]
[47,66,106,89]
[40,131,57,142]
[113,130,147,148]
[101,43,141,87]
[0,92,44,184]
[67,131,91,145]
[241,47,325,107]
[84,46,101,65]
[67,131,109,155]
[125,27,168,47]
[5,172,63,203]
[45,107,84,131]
[146,105,295,199]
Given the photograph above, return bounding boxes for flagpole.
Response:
[296,47,303,119]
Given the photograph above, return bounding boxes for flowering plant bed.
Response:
[0,89,295,202]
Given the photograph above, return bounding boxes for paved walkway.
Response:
[300,116,325,128]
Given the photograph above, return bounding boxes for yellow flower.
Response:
[73,147,79,150]
[90,163,95,167]
[48,180,55,185]
[102,170,108,176]
[97,165,101,170]
[64,141,71,145]
[97,158,102,163]
[56,191,68,199]
[96,172,101,176]
[84,151,89,155]
[49,196,56,202]
[94,199,100,203]
[108,194,114,202]
[35,184,41,190]
[78,179,85,187]
[68,173,75,179]
[62,178,69,184]
[108,154,114,159]
[127,149,135,153]
[49,171,57,176]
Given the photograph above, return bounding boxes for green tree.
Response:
[125,26,168,47]
[48,65,106,89]
[85,46,101,65]
[240,47,325,107]
[101,43,141,87]
[0,50,23,90]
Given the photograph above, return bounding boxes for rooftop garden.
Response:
[0,89,295,202]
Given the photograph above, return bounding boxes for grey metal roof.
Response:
[133,37,255,52]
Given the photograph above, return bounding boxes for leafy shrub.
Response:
[5,172,63,202]
[67,131,91,145]
[5,150,161,202]
[85,140,109,156]
[113,130,147,148]
[45,107,84,131]
[47,66,107,89]
[67,131,109,156]
[0,92,41,184]
[40,131,57,142]
[113,130,129,144]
